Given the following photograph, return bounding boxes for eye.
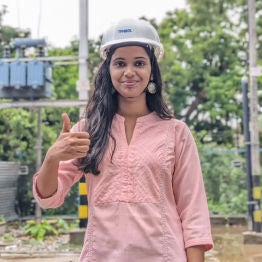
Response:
[113,60,126,68]
[135,60,146,67]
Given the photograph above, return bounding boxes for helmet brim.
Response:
[100,39,164,61]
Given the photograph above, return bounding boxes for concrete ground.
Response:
[0,252,80,262]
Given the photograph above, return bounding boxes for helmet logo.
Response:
[118,29,132,33]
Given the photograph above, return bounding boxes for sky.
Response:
[0,0,186,48]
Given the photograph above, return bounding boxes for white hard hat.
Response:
[100,18,164,61]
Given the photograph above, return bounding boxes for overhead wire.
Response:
[16,0,20,29]
[37,0,42,38]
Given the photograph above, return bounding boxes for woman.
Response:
[33,18,213,262]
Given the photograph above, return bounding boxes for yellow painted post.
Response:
[78,175,88,228]
[252,186,262,224]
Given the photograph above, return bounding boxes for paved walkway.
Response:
[0,251,80,262]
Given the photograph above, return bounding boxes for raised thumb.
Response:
[61,113,71,133]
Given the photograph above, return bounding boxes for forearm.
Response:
[186,245,205,262]
[36,154,60,198]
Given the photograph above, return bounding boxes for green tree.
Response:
[0,27,30,57]
[159,0,245,145]
[200,147,247,214]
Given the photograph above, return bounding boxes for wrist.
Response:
[186,245,205,262]
[44,149,61,166]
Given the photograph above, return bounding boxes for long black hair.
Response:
[77,44,173,175]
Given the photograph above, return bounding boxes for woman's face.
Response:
[109,45,151,100]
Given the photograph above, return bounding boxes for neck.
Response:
[117,100,150,119]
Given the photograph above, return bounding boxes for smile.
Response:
[122,81,138,87]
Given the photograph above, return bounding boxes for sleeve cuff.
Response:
[185,238,214,252]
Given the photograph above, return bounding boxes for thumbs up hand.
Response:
[46,113,90,163]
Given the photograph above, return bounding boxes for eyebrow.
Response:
[112,56,148,61]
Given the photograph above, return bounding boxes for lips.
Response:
[122,80,137,88]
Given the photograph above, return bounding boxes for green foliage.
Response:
[24,219,58,241]
[199,146,248,214]
[3,233,14,242]
[23,218,74,241]
[0,108,38,217]
[0,25,30,57]
[158,0,245,145]
[49,47,78,100]
[42,183,78,216]
[55,217,70,233]
[0,109,36,161]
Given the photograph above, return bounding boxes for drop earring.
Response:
[146,81,157,94]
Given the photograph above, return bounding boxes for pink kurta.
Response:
[33,112,213,261]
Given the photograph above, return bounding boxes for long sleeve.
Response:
[33,159,84,209]
[172,124,213,251]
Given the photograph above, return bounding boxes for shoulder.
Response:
[161,118,195,143]
[168,118,187,128]
[162,117,189,133]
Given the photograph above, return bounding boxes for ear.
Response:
[150,74,154,81]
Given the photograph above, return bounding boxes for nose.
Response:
[123,66,135,77]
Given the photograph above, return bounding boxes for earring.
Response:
[146,81,157,94]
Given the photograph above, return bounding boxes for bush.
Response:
[24,219,58,241]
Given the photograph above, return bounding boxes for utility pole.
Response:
[35,108,42,224]
[77,0,89,117]
[77,0,89,229]
[241,76,254,231]
[247,0,261,232]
